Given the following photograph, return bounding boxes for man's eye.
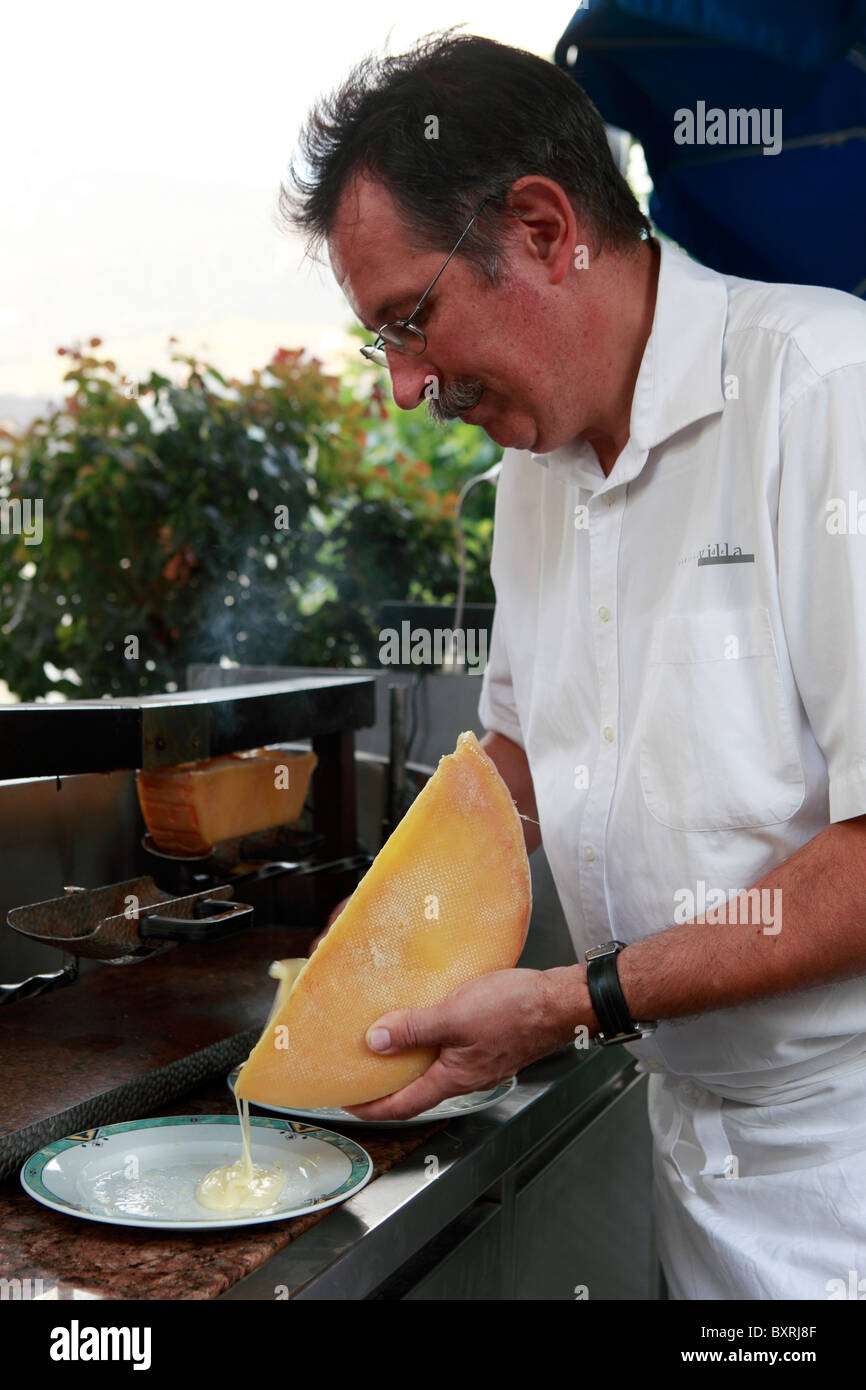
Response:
[406,299,433,327]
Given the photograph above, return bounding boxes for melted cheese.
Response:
[264,958,309,1020]
[195,959,313,1214]
[195,1093,285,1213]
[235,730,531,1110]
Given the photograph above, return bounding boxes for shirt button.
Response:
[603,726,615,742]
[598,606,611,622]
[584,845,596,861]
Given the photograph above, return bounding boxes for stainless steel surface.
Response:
[399,1202,505,1300]
[187,664,483,771]
[143,674,375,767]
[0,770,142,988]
[381,1073,655,1300]
[0,675,376,776]
[220,1043,642,1300]
[512,1070,654,1300]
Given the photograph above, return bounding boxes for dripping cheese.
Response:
[197,973,321,1215]
[137,747,317,856]
[195,1094,285,1213]
[235,730,531,1110]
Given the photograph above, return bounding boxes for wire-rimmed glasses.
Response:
[359,196,492,367]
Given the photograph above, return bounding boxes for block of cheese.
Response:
[235,730,531,1109]
[137,747,317,856]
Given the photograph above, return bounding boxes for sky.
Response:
[1,0,580,419]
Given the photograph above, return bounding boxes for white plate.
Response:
[227,1069,517,1126]
[21,1115,372,1230]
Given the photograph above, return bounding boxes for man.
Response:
[286,31,866,1299]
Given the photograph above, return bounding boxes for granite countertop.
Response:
[0,1072,444,1300]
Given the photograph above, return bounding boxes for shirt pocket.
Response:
[639,606,805,831]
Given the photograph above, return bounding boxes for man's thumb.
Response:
[365,1008,437,1054]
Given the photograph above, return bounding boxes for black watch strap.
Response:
[586,942,654,1045]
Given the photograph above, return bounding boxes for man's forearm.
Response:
[544,815,866,1041]
[480,729,542,855]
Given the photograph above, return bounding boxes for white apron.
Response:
[643,1052,866,1300]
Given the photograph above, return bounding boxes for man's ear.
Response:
[502,175,580,287]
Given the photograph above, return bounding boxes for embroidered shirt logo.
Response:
[678,541,755,567]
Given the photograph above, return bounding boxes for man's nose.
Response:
[387,352,439,411]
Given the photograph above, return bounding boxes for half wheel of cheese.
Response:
[235,730,531,1109]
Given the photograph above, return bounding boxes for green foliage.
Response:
[0,339,498,700]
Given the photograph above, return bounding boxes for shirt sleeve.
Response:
[478,598,525,749]
[778,361,866,822]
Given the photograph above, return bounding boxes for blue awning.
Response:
[554,0,866,295]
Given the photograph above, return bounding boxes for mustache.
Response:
[427,378,484,424]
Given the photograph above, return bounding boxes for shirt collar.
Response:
[529,238,728,489]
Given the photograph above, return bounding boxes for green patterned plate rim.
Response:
[20,1114,373,1229]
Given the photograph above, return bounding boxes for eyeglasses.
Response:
[359,197,492,367]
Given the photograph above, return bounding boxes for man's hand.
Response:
[343,967,584,1121]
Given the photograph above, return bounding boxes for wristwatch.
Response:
[585,940,658,1046]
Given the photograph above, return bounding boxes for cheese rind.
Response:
[235,731,531,1109]
[137,748,317,856]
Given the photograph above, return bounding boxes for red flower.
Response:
[163,545,197,585]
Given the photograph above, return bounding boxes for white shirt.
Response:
[479,237,866,1101]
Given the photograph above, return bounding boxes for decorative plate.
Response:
[21,1115,372,1229]
[227,1069,517,1126]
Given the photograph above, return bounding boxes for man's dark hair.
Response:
[280,28,652,284]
